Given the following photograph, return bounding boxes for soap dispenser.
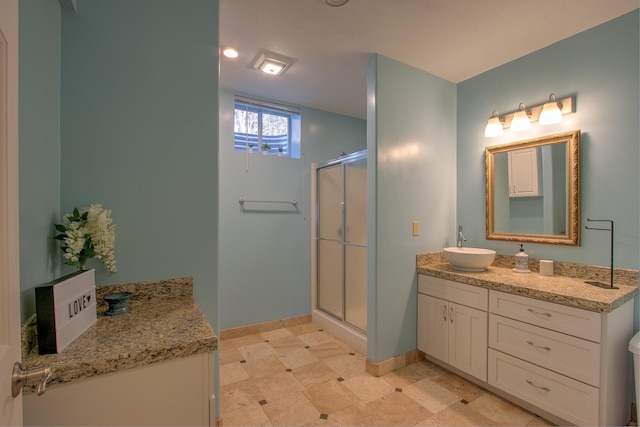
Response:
[513,244,530,273]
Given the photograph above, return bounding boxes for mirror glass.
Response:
[485,130,581,246]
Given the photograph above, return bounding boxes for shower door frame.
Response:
[314,150,367,335]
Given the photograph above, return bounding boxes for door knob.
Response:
[11,362,52,397]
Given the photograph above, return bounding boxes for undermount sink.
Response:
[443,247,496,272]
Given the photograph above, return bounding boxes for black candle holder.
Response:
[104,292,132,316]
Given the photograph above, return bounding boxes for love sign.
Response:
[35,269,97,354]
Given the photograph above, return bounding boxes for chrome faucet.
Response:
[457,225,467,248]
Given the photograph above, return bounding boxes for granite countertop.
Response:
[417,253,638,313]
[21,277,217,392]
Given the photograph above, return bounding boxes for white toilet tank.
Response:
[630,331,640,423]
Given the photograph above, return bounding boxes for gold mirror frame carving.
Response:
[485,130,581,246]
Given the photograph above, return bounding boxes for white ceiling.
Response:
[220,0,639,119]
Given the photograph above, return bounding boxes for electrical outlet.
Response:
[412,221,420,236]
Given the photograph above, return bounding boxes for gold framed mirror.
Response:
[485,130,580,246]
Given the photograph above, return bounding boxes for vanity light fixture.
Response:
[483,94,575,137]
[484,110,504,137]
[539,93,563,125]
[510,103,531,132]
[250,49,296,76]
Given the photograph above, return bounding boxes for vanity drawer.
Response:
[489,314,600,387]
[488,349,599,426]
[418,275,488,311]
[489,290,601,342]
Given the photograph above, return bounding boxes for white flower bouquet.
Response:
[55,204,117,273]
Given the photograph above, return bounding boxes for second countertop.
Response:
[21,277,217,390]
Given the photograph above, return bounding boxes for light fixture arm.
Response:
[548,93,562,109]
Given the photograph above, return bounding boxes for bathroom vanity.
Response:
[20,278,218,426]
[417,254,638,426]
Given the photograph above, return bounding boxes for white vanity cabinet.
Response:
[417,275,488,381]
[23,352,215,426]
[488,290,634,426]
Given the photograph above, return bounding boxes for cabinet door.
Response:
[417,294,448,362]
[448,303,488,381]
[508,148,540,197]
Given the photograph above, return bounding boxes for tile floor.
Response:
[219,322,555,426]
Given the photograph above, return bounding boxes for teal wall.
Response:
[218,90,366,329]
[367,54,457,363]
[18,0,62,321]
[457,11,639,270]
[17,0,220,416]
[58,0,220,325]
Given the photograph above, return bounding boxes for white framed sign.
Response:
[35,269,97,354]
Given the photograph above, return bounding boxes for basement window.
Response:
[234,96,301,158]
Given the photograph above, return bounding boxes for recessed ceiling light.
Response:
[250,49,296,76]
[222,47,239,59]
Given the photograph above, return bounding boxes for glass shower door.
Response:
[344,158,367,331]
[316,152,367,333]
[317,165,343,319]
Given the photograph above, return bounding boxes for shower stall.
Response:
[311,150,367,354]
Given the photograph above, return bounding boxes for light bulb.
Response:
[539,94,563,125]
[484,111,504,137]
[511,103,531,132]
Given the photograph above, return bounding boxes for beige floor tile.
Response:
[223,402,273,427]
[278,347,319,369]
[224,333,265,349]
[407,359,449,380]
[298,330,338,347]
[292,360,340,387]
[220,324,550,427]
[219,347,244,365]
[468,392,537,426]
[308,340,353,360]
[416,401,499,427]
[342,374,395,403]
[381,365,426,389]
[219,361,249,386]
[526,415,556,426]
[254,371,306,403]
[304,418,337,427]
[403,378,461,414]
[244,354,287,380]
[261,391,321,426]
[261,328,294,341]
[323,352,367,379]
[270,335,307,355]
[220,378,265,415]
[303,379,361,414]
[327,401,385,427]
[239,341,278,362]
[367,391,433,426]
[432,372,485,403]
[288,323,323,336]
